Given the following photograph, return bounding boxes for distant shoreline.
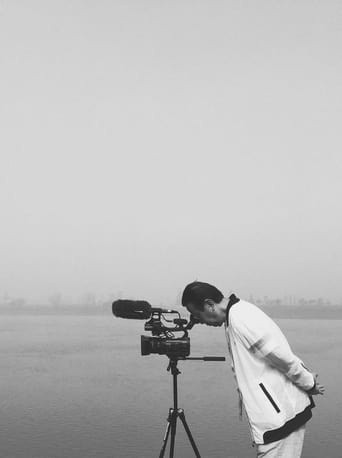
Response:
[261,305,342,320]
[1,304,342,319]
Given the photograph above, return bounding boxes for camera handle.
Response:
[159,356,225,458]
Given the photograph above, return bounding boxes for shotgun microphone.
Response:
[112,300,178,320]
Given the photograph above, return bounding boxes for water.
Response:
[0,313,340,457]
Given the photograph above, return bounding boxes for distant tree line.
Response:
[1,292,342,318]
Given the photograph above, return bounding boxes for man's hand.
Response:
[307,373,325,395]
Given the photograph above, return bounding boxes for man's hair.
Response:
[181,281,224,311]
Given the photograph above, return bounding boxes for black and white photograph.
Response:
[1,1,341,457]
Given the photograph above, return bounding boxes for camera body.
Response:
[141,335,190,357]
[141,312,190,357]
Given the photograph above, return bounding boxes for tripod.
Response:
[159,356,225,458]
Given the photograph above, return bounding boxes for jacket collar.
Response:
[225,294,240,325]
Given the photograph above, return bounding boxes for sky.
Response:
[1,0,341,305]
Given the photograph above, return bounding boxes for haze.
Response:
[1,1,341,305]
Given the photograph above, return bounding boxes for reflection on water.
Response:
[0,314,340,457]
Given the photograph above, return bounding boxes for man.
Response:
[181,281,324,458]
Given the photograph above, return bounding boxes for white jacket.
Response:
[225,300,315,445]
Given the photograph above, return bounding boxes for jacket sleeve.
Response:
[262,348,315,391]
[232,312,315,391]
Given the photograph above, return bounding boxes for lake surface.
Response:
[0,314,340,457]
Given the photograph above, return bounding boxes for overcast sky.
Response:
[1,1,341,305]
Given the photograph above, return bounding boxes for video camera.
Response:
[112,300,199,358]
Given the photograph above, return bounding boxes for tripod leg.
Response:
[178,410,201,458]
[169,409,177,458]
[159,409,173,458]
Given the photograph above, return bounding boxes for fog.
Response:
[1,1,341,305]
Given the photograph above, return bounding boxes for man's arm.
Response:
[258,344,324,395]
[250,338,315,391]
[234,316,323,394]
[232,309,325,395]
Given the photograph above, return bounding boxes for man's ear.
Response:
[203,299,215,311]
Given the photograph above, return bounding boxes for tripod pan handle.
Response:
[203,357,226,361]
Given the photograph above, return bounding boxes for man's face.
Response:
[186,300,224,327]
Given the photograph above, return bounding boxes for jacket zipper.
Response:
[240,392,255,447]
[225,325,255,447]
[259,383,280,413]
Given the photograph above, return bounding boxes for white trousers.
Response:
[256,425,306,458]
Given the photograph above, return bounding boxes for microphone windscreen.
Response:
[112,300,152,319]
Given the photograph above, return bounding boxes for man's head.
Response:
[181,281,227,327]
